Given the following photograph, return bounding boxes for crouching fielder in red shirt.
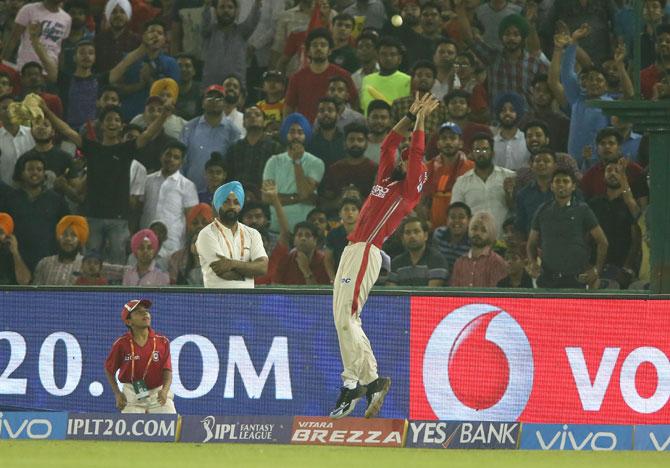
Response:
[104,299,176,414]
[329,93,439,419]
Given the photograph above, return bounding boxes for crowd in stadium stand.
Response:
[0,0,668,290]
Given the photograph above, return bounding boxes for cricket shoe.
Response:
[364,377,391,418]
[329,384,368,419]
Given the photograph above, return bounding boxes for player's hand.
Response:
[115,392,127,411]
[408,92,423,115]
[157,389,168,406]
[416,94,440,117]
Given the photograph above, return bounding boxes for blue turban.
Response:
[280,113,312,145]
[213,181,245,212]
[493,92,527,124]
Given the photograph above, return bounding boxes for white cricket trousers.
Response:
[121,384,176,414]
[333,242,382,389]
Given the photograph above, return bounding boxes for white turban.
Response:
[105,0,133,22]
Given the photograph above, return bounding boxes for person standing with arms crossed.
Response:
[104,299,176,414]
[330,93,439,419]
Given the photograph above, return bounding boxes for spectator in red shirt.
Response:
[74,250,109,286]
[272,220,330,285]
[641,24,670,99]
[422,121,474,229]
[0,68,20,96]
[450,210,508,287]
[320,122,377,212]
[581,127,649,204]
[425,89,491,158]
[285,27,358,123]
[104,299,175,414]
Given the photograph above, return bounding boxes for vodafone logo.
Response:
[423,303,533,421]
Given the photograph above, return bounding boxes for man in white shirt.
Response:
[221,75,246,138]
[247,0,289,68]
[196,181,268,288]
[140,140,198,255]
[491,92,530,171]
[0,94,35,185]
[451,132,516,237]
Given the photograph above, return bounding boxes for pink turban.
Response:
[131,229,159,256]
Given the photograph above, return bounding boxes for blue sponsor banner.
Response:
[0,291,409,417]
[180,415,292,443]
[406,420,519,449]
[520,424,633,450]
[0,411,67,440]
[634,425,670,451]
[66,413,177,441]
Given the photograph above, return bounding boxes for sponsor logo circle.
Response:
[423,303,533,420]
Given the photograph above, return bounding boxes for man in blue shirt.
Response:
[109,19,180,120]
[514,146,557,238]
[180,85,241,192]
[556,25,633,170]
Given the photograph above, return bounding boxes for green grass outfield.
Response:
[1,441,669,468]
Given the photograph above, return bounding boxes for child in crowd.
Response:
[75,250,108,285]
[198,152,229,205]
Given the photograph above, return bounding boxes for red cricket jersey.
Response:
[348,130,427,249]
[105,328,172,390]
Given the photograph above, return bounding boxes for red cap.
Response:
[121,299,152,322]
[205,84,225,95]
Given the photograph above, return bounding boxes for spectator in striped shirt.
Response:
[456,4,548,106]
[431,201,472,276]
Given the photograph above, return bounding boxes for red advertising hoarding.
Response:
[410,297,670,424]
[291,417,405,447]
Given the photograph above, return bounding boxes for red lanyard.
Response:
[130,337,156,382]
[214,220,245,260]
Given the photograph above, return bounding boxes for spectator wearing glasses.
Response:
[181,85,241,192]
